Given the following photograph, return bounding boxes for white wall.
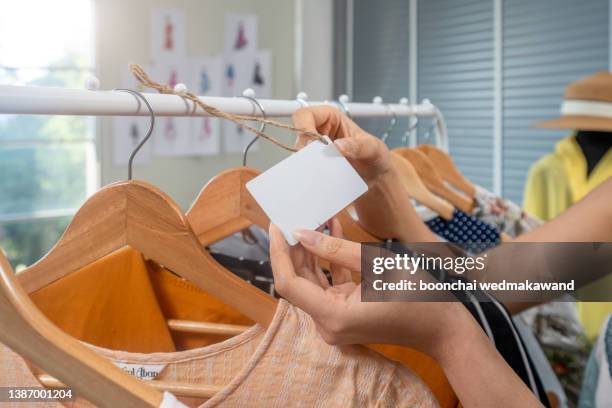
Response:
[295,0,334,101]
[95,0,299,210]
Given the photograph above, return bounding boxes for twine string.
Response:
[129,63,328,152]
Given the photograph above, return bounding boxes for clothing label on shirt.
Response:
[113,362,167,381]
[246,136,368,245]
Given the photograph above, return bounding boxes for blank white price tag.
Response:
[246,137,368,245]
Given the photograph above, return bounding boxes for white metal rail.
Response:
[0,85,449,151]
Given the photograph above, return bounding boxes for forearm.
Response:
[355,167,437,242]
[429,307,544,408]
[516,178,612,243]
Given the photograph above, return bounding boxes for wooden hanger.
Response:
[335,208,379,242]
[187,166,379,245]
[393,147,474,213]
[390,152,455,220]
[0,250,162,407]
[187,167,269,247]
[14,180,278,398]
[18,180,277,326]
[416,144,477,198]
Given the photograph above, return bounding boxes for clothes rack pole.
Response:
[0,84,449,151]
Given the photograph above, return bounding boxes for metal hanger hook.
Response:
[381,104,398,143]
[402,118,420,146]
[240,94,266,167]
[423,116,439,143]
[114,88,155,180]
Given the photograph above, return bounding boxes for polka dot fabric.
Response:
[426,209,501,254]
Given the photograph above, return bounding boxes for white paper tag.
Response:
[113,362,167,381]
[246,137,368,245]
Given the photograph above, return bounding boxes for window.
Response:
[0,0,96,270]
[349,0,609,203]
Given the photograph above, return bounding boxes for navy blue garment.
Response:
[426,209,501,253]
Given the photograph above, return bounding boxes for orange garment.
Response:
[146,261,253,350]
[0,300,438,408]
[29,246,175,353]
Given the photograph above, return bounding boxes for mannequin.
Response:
[575,130,612,177]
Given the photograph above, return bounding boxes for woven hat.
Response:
[536,71,612,131]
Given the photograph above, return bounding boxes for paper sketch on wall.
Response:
[164,15,174,50]
[224,14,257,53]
[151,63,194,156]
[253,61,265,86]
[189,56,222,155]
[151,8,186,63]
[222,50,272,154]
[225,63,235,88]
[112,67,153,166]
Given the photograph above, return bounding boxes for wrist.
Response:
[429,304,482,366]
[354,167,411,239]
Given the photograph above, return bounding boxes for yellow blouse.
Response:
[524,134,612,339]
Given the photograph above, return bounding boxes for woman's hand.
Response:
[293,106,391,183]
[269,221,545,408]
[293,106,437,241]
[269,220,464,354]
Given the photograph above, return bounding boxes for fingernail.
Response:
[293,229,320,246]
[335,138,354,156]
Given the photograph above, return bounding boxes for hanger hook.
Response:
[240,91,266,167]
[336,94,352,118]
[422,116,439,143]
[381,104,397,143]
[114,88,155,180]
[398,97,418,147]
[296,91,310,108]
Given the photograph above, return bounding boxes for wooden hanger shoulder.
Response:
[186,167,269,247]
[416,145,477,198]
[18,180,277,327]
[0,252,161,408]
[393,147,474,213]
[390,152,455,220]
[187,166,380,246]
[18,181,128,293]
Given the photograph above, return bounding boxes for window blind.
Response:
[352,0,410,145]
[418,0,495,190]
[502,0,609,203]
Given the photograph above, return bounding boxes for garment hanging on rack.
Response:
[0,300,438,408]
[29,246,176,353]
[394,241,551,408]
[207,227,459,408]
[415,184,559,407]
[208,226,270,262]
[465,186,567,407]
[578,314,612,408]
[471,186,543,237]
[28,246,264,352]
[425,209,501,254]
